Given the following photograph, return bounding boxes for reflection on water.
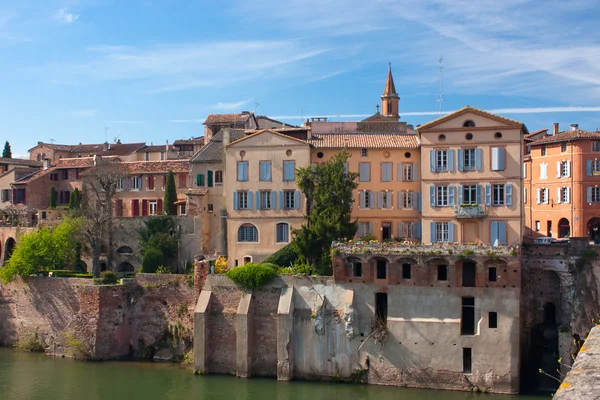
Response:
[0,348,544,400]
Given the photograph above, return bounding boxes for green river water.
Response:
[0,348,545,400]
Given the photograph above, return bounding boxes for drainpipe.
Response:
[571,140,574,236]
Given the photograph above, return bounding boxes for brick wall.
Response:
[251,287,279,376]
[206,286,241,374]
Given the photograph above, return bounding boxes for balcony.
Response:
[454,204,486,219]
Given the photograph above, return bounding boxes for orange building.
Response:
[524,124,600,240]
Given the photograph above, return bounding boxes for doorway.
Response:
[375,293,388,326]
[558,218,570,238]
[546,220,552,237]
[462,261,476,287]
[382,222,392,240]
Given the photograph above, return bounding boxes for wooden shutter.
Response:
[148,175,155,190]
[142,199,148,216]
[475,148,483,171]
[157,199,163,215]
[457,149,464,171]
[207,170,214,187]
[447,150,454,172]
[506,184,513,206]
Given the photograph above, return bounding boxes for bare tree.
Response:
[80,157,127,276]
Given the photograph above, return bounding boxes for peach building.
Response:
[524,123,600,239]
[418,107,527,246]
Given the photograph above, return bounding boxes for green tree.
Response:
[163,170,178,216]
[138,216,179,272]
[49,186,56,208]
[0,217,83,283]
[2,141,11,158]
[69,188,81,210]
[291,149,358,275]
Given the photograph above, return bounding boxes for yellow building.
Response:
[418,107,527,245]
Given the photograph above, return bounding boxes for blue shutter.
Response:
[587,160,592,176]
[448,185,455,206]
[265,161,271,181]
[280,191,285,208]
[414,222,422,239]
[476,185,482,205]
[294,191,300,210]
[237,162,243,180]
[485,184,492,206]
[398,163,403,181]
[498,148,505,170]
[490,221,498,246]
[284,161,294,181]
[430,150,436,172]
[447,150,454,172]
[255,191,260,210]
[448,222,455,243]
[271,191,277,210]
[430,222,436,243]
[415,193,422,212]
[505,184,513,206]
[498,221,507,245]
[413,163,418,181]
[457,185,463,205]
[457,149,464,171]
[377,191,383,209]
[137,176,142,189]
[233,191,239,210]
[360,191,366,208]
[475,148,483,171]
[587,187,592,203]
[248,192,253,209]
[369,191,374,209]
[397,191,403,209]
[430,185,436,207]
[397,222,403,238]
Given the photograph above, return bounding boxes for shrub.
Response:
[141,248,163,273]
[94,271,118,285]
[15,328,46,352]
[155,265,170,274]
[215,256,227,274]
[262,244,300,267]
[48,270,93,278]
[359,233,377,242]
[225,263,276,289]
[294,262,313,275]
[277,266,295,275]
[260,262,280,271]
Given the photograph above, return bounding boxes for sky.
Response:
[1,0,599,157]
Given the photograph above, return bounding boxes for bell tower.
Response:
[381,63,400,120]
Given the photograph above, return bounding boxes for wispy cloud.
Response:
[54,8,79,24]
[106,120,148,124]
[69,109,96,117]
[211,98,253,111]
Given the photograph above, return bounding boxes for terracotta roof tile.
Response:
[307,133,420,149]
[204,113,252,125]
[530,129,600,146]
[186,189,208,196]
[417,106,524,130]
[0,158,43,167]
[121,160,189,174]
[139,145,176,152]
[174,138,204,145]
[30,142,146,156]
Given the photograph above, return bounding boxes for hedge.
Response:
[48,270,93,278]
[225,263,276,290]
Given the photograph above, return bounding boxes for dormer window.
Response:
[463,120,476,127]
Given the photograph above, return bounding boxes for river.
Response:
[0,348,545,400]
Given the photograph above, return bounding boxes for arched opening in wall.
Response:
[76,260,88,273]
[100,262,107,272]
[461,260,477,287]
[543,303,557,324]
[116,246,133,255]
[558,218,570,238]
[346,257,362,278]
[587,217,600,241]
[117,262,134,273]
[242,256,252,265]
[4,237,15,263]
[373,257,387,280]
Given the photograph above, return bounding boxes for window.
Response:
[593,141,600,152]
[375,293,388,325]
[260,190,273,210]
[376,259,386,279]
[145,152,149,161]
[463,120,475,127]
[284,190,296,209]
[132,176,142,190]
[524,187,527,204]
[589,187,600,203]
[283,161,295,181]
[590,160,600,174]
[557,161,570,178]
[465,133,473,140]
[380,191,392,209]
[178,174,187,188]
[539,162,548,179]
[463,348,472,374]
[402,191,413,209]
[437,265,448,281]
[359,162,371,182]
[360,190,373,209]
[237,161,249,181]
[207,170,214,187]
[276,222,289,243]
[381,162,392,182]
[489,267,497,282]
[317,152,324,159]
[462,262,476,287]
[148,175,155,190]
[436,222,449,242]
[494,132,502,139]
[49,172,58,181]
[207,204,214,213]
[492,184,505,206]
[1,189,9,202]
[357,222,372,238]
[352,261,362,277]
[461,297,475,335]
[462,185,477,204]
[402,263,411,279]
[259,161,272,181]
[61,170,69,180]
[238,191,249,209]
[491,147,505,171]
[541,145,546,156]
[538,188,549,204]
[149,201,158,216]
[489,312,498,329]
[535,221,540,231]
[215,170,223,185]
[435,150,448,172]
[238,224,258,242]
[403,163,413,181]
[436,186,448,206]
[179,204,186,216]
[561,142,567,152]
[361,148,368,157]
[117,178,124,191]
[404,222,414,238]
[463,149,476,171]
[558,187,570,204]
[160,152,165,160]
[16,189,26,204]
[59,191,70,205]
[438,134,446,141]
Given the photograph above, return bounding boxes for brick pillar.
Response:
[194,257,208,297]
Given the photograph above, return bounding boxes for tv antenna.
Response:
[254,102,259,114]
[50,138,55,144]
[437,57,445,113]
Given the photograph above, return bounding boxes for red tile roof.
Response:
[121,160,189,174]
[0,158,42,167]
[530,129,600,146]
[417,106,524,130]
[29,142,145,156]
[174,138,204,145]
[308,133,420,149]
[186,189,208,196]
[204,113,252,125]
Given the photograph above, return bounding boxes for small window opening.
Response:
[463,120,476,128]
[488,267,497,282]
[462,262,476,287]
[235,259,239,267]
[402,263,411,279]
[489,312,498,328]
[463,348,472,373]
[243,256,252,265]
[461,297,475,335]
[438,134,446,141]
[494,132,502,139]
[375,292,388,326]
[543,303,556,324]
[437,265,448,281]
[361,148,368,157]
[465,133,473,140]
[376,259,387,279]
[352,261,362,278]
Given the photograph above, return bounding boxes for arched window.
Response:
[463,120,476,127]
[238,223,258,242]
[116,246,133,254]
[276,223,289,243]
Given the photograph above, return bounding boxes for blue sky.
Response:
[1,0,599,157]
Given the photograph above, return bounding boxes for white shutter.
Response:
[556,162,562,178]
[566,187,571,204]
[556,187,562,204]
[540,163,546,179]
[523,163,527,178]
[536,188,541,204]
[544,188,549,204]
[566,161,571,178]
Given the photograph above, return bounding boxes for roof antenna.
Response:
[254,102,259,115]
[437,57,445,113]
[50,138,55,144]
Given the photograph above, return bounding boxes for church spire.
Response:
[381,63,400,120]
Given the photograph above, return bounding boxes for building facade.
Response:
[524,124,600,239]
[419,107,526,246]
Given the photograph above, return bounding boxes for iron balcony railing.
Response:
[454,204,486,219]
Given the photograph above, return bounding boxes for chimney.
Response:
[553,123,559,135]
[93,154,102,166]
[570,124,579,131]
[165,140,169,160]
[223,128,230,146]
[104,142,110,151]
